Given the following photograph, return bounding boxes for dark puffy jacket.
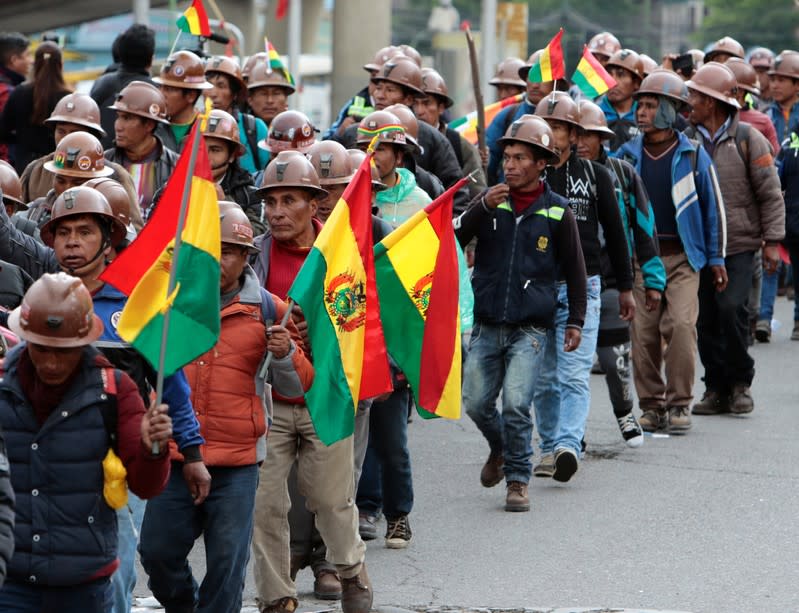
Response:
[220,163,266,236]
[0,260,32,310]
[90,67,154,149]
[0,424,14,587]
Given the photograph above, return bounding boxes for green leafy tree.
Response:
[694,0,799,53]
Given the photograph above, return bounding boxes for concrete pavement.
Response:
[133,297,799,613]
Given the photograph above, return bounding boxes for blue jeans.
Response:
[535,275,602,456]
[356,385,413,520]
[462,320,548,484]
[0,577,111,612]
[112,492,146,613]
[139,462,259,613]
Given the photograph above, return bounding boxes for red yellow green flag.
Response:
[528,28,565,83]
[373,178,467,420]
[265,38,295,87]
[176,0,212,37]
[449,93,524,145]
[288,153,393,445]
[99,123,220,375]
[572,45,617,98]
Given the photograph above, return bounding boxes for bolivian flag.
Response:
[177,0,212,37]
[572,46,617,98]
[289,153,392,445]
[528,28,565,83]
[265,39,295,87]
[449,93,523,146]
[373,178,466,420]
[100,123,220,375]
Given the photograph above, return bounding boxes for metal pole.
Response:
[133,0,150,25]
[151,121,203,453]
[480,0,497,106]
[287,0,302,93]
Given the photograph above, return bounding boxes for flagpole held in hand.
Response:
[258,298,294,380]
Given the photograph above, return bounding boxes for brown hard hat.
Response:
[382,104,423,155]
[8,272,104,348]
[498,114,560,162]
[220,201,259,252]
[749,47,775,70]
[258,110,316,154]
[687,61,741,109]
[153,50,212,90]
[639,54,659,77]
[108,80,170,125]
[769,50,799,79]
[0,162,25,210]
[82,177,135,233]
[489,57,527,88]
[398,44,422,67]
[577,100,615,138]
[347,149,387,192]
[534,91,581,128]
[606,49,644,81]
[40,186,127,248]
[420,68,454,108]
[43,131,114,179]
[356,110,412,152]
[588,32,622,59]
[725,58,760,96]
[205,55,246,91]
[634,68,691,109]
[242,52,268,81]
[203,109,246,156]
[246,58,296,94]
[363,45,402,73]
[46,93,106,137]
[704,36,745,63]
[256,150,328,199]
[371,56,425,97]
[306,141,354,186]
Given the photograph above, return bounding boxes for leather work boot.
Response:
[730,384,754,414]
[692,389,729,415]
[314,568,342,600]
[260,596,298,613]
[341,563,373,613]
[505,481,530,512]
[639,409,667,432]
[479,449,504,487]
[667,406,692,433]
[533,453,555,478]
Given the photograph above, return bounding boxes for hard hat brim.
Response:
[8,309,104,348]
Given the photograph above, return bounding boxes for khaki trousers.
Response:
[631,253,700,410]
[252,401,365,606]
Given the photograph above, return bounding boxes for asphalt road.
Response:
[133,297,799,613]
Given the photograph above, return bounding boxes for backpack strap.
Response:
[501,103,521,135]
[99,367,120,454]
[242,112,261,166]
[258,287,278,325]
[734,121,750,163]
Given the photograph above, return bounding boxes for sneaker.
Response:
[260,597,298,613]
[667,406,692,433]
[385,515,412,549]
[552,448,578,483]
[639,409,667,432]
[788,285,796,301]
[692,389,729,415]
[479,449,504,488]
[729,384,754,414]
[313,568,342,600]
[533,453,555,478]
[340,564,373,613]
[358,513,378,541]
[504,481,530,512]
[616,412,644,447]
[792,323,799,341]
[755,319,771,343]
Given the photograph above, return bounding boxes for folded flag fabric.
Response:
[100,122,220,376]
[289,152,393,445]
[528,28,565,83]
[449,93,524,145]
[266,39,295,87]
[177,0,212,37]
[373,178,467,420]
[572,45,617,98]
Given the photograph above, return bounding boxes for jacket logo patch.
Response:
[111,311,122,330]
[537,236,549,252]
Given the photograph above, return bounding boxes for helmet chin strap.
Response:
[60,229,112,277]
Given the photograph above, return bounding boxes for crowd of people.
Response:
[0,19,794,613]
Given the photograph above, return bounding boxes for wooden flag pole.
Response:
[151,116,205,454]
[257,299,294,380]
[465,27,487,174]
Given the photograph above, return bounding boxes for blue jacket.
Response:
[598,95,639,152]
[235,110,270,174]
[766,100,799,143]
[614,131,726,271]
[486,97,536,185]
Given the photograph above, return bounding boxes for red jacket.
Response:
[741,108,780,156]
[173,268,313,466]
